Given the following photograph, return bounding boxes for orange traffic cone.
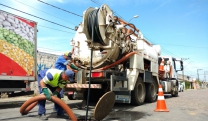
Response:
[159,58,165,71]
[154,85,169,112]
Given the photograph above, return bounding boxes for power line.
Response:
[91,0,102,6]
[14,0,76,26]
[38,47,67,52]
[161,48,180,58]
[90,0,124,20]
[144,35,181,58]
[38,25,75,34]
[0,3,75,30]
[36,0,82,17]
[158,43,208,49]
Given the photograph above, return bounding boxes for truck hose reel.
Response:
[87,9,106,45]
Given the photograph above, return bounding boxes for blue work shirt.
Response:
[54,55,68,71]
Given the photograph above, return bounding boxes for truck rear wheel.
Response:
[131,77,146,105]
[145,79,158,103]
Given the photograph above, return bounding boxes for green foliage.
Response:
[195,79,202,85]
[0,27,35,57]
[185,81,190,89]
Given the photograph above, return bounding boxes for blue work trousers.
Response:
[60,88,65,98]
[37,74,64,115]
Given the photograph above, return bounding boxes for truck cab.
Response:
[158,56,183,96]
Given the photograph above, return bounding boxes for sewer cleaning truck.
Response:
[64,4,183,105]
[0,10,37,95]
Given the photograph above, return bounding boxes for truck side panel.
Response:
[0,10,37,92]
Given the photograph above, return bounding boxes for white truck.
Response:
[0,10,37,95]
[158,56,183,97]
[65,4,183,105]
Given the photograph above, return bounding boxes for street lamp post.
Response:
[197,69,203,81]
[204,71,208,82]
[128,15,139,23]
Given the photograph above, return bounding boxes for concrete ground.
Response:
[0,89,208,121]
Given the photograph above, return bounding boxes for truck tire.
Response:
[145,80,158,103]
[131,77,146,105]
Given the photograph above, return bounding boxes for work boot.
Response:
[39,114,48,120]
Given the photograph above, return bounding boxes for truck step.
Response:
[110,75,128,91]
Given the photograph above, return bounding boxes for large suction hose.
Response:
[19,95,77,121]
[96,51,139,70]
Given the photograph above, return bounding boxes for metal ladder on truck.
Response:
[110,72,130,103]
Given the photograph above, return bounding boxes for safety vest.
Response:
[42,69,68,88]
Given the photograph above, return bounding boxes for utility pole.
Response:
[197,69,203,88]
[204,71,208,82]
[181,58,189,81]
[181,58,189,90]
[197,69,203,81]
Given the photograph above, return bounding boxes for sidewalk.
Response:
[0,96,32,105]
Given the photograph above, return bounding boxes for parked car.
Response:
[178,82,184,92]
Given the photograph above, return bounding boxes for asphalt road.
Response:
[0,89,208,121]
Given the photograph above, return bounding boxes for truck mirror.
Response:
[175,60,183,72]
[180,61,183,71]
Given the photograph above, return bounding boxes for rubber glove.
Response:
[53,90,59,97]
[70,63,80,70]
[42,87,51,101]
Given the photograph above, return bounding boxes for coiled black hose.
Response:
[124,23,136,42]
[87,9,106,45]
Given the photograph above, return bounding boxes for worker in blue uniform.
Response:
[37,68,74,120]
[55,52,71,71]
[54,52,80,98]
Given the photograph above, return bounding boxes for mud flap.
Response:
[94,91,115,120]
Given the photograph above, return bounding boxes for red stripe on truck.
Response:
[15,17,35,27]
[0,53,27,76]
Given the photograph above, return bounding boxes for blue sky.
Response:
[1,0,208,81]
